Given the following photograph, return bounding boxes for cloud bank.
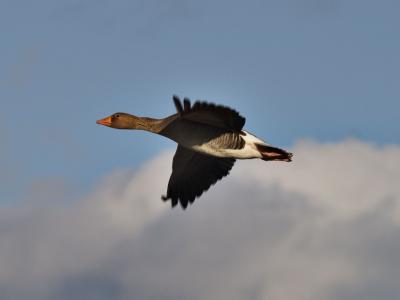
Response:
[1,140,400,300]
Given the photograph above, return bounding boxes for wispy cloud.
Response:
[1,140,400,300]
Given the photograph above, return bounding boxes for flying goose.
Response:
[96,96,292,209]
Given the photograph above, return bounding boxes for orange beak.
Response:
[96,116,112,127]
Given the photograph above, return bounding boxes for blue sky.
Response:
[1,0,399,200]
[1,1,400,299]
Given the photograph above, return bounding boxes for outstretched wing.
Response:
[162,145,236,209]
[172,95,246,132]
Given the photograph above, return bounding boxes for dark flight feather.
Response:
[162,146,235,209]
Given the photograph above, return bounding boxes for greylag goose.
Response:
[96,96,292,209]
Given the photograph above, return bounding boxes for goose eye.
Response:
[115,114,120,118]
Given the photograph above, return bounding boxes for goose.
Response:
[96,96,292,209]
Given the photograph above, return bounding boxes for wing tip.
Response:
[161,194,181,209]
[173,95,193,115]
[173,95,183,114]
[183,97,191,112]
[161,194,194,210]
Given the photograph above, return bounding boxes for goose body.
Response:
[159,121,262,159]
[97,96,292,209]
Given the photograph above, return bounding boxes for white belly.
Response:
[192,131,265,159]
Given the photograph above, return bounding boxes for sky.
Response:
[0,0,400,299]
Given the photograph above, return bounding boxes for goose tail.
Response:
[255,143,293,162]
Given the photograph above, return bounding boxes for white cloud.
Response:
[1,140,400,300]
[237,139,400,219]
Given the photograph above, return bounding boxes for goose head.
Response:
[96,113,139,129]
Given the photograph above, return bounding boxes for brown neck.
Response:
[133,115,176,133]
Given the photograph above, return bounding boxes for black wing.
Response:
[162,145,236,209]
[172,95,246,132]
